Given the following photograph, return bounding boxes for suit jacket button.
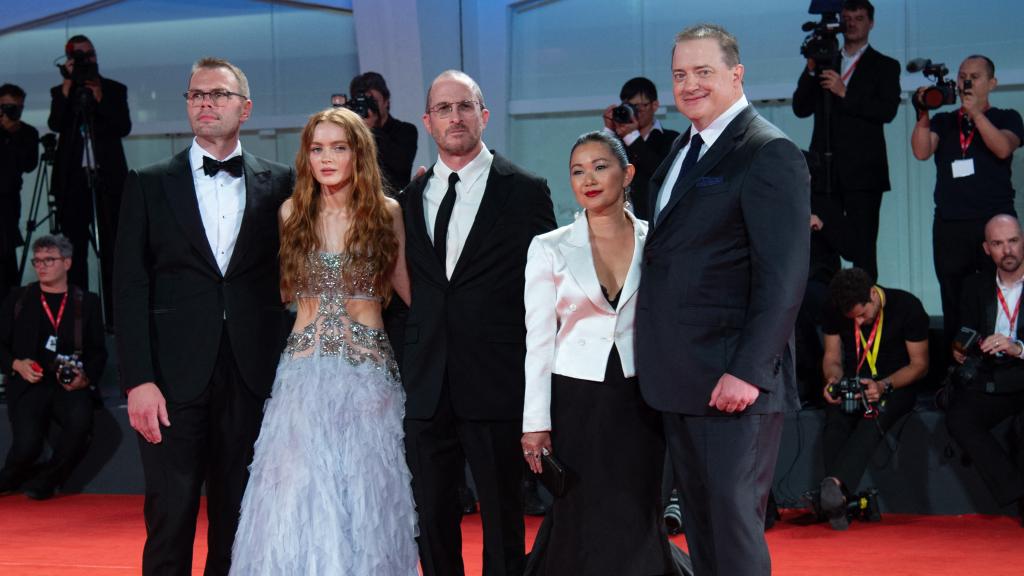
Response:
[568,303,577,312]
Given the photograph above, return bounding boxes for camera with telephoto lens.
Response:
[611,102,636,124]
[344,92,379,119]
[0,103,21,121]
[799,0,846,73]
[59,50,100,85]
[907,58,960,111]
[54,353,83,386]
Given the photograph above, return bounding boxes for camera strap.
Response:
[996,285,1021,338]
[855,287,885,378]
[840,53,863,84]
[957,109,976,158]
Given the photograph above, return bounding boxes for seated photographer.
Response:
[349,71,418,192]
[602,76,679,220]
[0,234,106,500]
[946,214,1024,526]
[0,83,40,299]
[819,267,929,529]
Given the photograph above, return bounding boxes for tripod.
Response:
[17,134,59,279]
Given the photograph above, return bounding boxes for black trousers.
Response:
[138,329,264,576]
[0,382,93,489]
[404,380,525,576]
[946,388,1024,506]
[822,386,917,491]
[933,216,994,361]
[59,167,119,322]
[839,188,884,281]
[663,412,783,576]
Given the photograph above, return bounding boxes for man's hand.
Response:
[961,89,985,122]
[362,107,381,129]
[603,104,639,139]
[12,359,43,384]
[822,376,841,404]
[979,333,1022,357]
[952,349,966,364]
[127,382,170,444]
[860,378,885,403]
[63,371,89,392]
[84,79,103,103]
[521,431,552,474]
[818,69,847,98]
[709,373,760,413]
[810,214,824,231]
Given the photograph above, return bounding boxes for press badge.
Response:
[45,335,58,352]
[952,158,975,178]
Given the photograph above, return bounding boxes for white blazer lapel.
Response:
[618,212,647,308]
[558,213,616,314]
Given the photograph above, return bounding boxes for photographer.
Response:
[602,76,679,221]
[911,55,1023,363]
[349,71,417,193]
[819,267,929,529]
[793,0,900,280]
[48,35,131,319]
[946,214,1024,526]
[0,235,106,500]
[0,84,39,299]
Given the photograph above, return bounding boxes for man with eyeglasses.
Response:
[399,69,555,576]
[49,35,131,322]
[114,57,294,576]
[0,83,39,300]
[0,234,106,500]
[603,76,680,220]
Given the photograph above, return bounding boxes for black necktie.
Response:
[202,155,244,178]
[659,132,704,223]
[433,171,460,264]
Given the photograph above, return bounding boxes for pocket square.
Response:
[695,176,724,187]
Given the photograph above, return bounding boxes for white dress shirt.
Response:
[654,95,749,217]
[994,273,1024,358]
[423,145,494,279]
[189,138,246,275]
[841,43,869,83]
[522,210,647,433]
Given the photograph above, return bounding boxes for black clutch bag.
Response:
[539,452,569,497]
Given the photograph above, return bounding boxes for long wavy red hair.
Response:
[279,107,397,297]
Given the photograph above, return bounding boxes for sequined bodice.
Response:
[285,252,397,378]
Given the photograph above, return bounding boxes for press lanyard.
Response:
[996,285,1021,337]
[840,53,862,84]
[855,287,884,378]
[41,291,68,333]
[957,109,976,158]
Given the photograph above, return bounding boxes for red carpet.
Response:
[0,494,1020,575]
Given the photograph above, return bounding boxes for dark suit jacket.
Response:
[960,272,1024,392]
[637,106,810,415]
[792,46,900,193]
[0,282,106,403]
[48,77,131,200]
[113,148,294,403]
[399,152,556,420]
[626,127,680,221]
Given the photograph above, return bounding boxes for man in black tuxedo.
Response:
[114,57,294,576]
[792,0,900,280]
[400,70,555,576]
[49,35,131,317]
[603,76,680,221]
[638,24,809,576]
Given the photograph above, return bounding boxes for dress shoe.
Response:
[764,490,781,530]
[23,481,55,501]
[458,485,477,515]
[819,477,848,531]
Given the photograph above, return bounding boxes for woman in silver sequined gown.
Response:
[230,108,418,575]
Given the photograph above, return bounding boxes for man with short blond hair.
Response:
[114,57,294,575]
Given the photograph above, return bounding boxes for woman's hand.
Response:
[521,431,552,474]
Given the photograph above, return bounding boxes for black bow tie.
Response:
[202,155,244,178]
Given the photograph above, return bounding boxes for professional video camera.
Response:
[54,353,83,387]
[799,0,846,72]
[828,377,880,418]
[59,49,99,86]
[906,58,960,111]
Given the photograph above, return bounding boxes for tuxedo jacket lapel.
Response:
[655,107,757,228]
[405,166,449,284]
[225,152,271,277]
[449,152,514,283]
[163,149,219,274]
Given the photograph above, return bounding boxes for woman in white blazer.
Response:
[521,131,674,576]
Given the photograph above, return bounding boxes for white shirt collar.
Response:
[433,144,493,189]
[693,94,749,149]
[843,43,869,60]
[189,138,243,175]
[996,272,1024,291]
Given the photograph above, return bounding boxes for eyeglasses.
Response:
[31,256,65,267]
[427,100,480,118]
[183,90,248,107]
